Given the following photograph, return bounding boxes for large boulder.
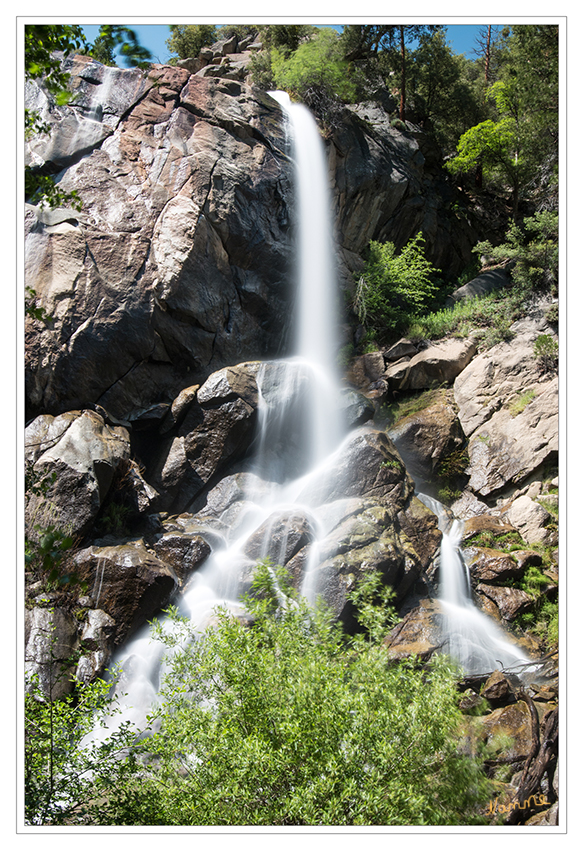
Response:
[466,548,527,584]
[475,583,534,622]
[388,389,465,486]
[243,510,315,566]
[385,339,477,391]
[452,307,558,500]
[446,266,511,306]
[73,542,179,646]
[297,427,416,509]
[25,409,131,538]
[151,362,262,512]
[464,378,558,498]
[502,495,553,545]
[454,310,557,436]
[75,608,117,684]
[478,700,536,761]
[151,532,211,583]
[384,599,443,661]
[287,497,427,625]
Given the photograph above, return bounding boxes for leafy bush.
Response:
[25,667,141,825]
[473,211,558,296]
[271,28,357,126]
[533,333,559,372]
[354,232,440,340]
[103,563,494,826]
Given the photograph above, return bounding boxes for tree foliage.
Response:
[473,210,558,296]
[406,31,484,151]
[102,564,493,826]
[24,564,494,825]
[447,25,558,216]
[271,28,356,126]
[165,24,217,61]
[25,667,141,825]
[354,233,440,340]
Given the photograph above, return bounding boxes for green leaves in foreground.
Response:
[25,669,141,825]
[25,564,493,825]
[115,564,492,826]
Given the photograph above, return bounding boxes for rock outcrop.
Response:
[25,60,293,422]
[453,309,558,502]
[25,408,131,538]
[25,56,476,423]
[347,339,477,397]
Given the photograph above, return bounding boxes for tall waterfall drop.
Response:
[96,91,345,733]
[268,90,342,466]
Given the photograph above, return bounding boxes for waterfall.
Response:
[268,90,343,466]
[418,494,536,676]
[88,91,539,744]
[92,90,345,735]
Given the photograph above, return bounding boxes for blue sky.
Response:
[81,23,484,66]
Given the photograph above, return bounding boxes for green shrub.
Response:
[473,211,558,297]
[354,233,440,339]
[114,563,494,825]
[533,333,559,371]
[271,28,356,126]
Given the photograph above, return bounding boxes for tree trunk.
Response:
[505,705,558,824]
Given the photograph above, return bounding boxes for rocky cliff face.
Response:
[25,56,475,423]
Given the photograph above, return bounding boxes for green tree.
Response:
[260,24,315,53]
[271,28,356,126]
[165,24,217,61]
[407,30,483,152]
[106,564,493,825]
[25,665,141,825]
[354,233,440,340]
[340,24,441,120]
[447,25,558,217]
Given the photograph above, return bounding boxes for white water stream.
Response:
[418,494,537,676]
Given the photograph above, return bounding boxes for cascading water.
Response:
[93,91,345,735]
[418,494,537,676]
[88,91,539,744]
